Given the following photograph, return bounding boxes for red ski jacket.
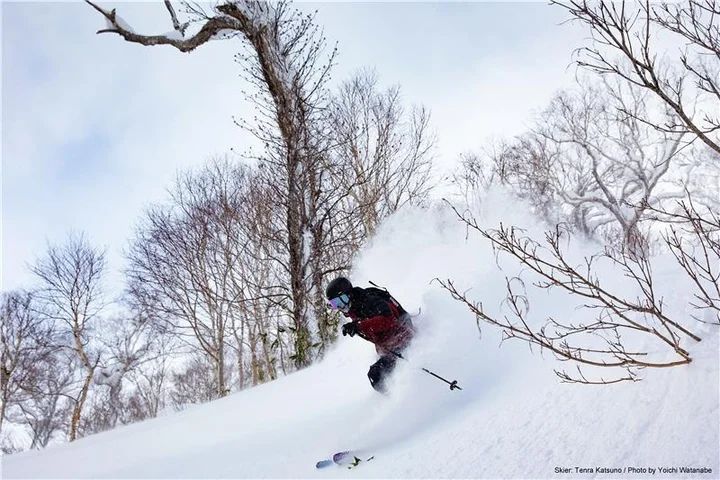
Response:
[344,287,414,354]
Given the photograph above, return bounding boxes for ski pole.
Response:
[385,348,462,392]
[352,330,463,391]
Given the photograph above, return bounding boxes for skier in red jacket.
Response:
[326,277,414,393]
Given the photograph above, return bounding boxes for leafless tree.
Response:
[458,138,561,223]
[79,389,116,435]
[31,233,106,441]
[1,295,75,450]
[88,1,439,367]
[87,0,347,367]
[461,82,696,253]
[440,206,704,384]
[541,84,693,250]
[199,160,286,387]
[329,70,436,237]
[127,162,248,398]
[454,148,511,205]
[127,357,170,421]
[10,348,74,449]
[128,157,298,394]
[442,0,718,386]
[0,291,56,434]
[551,0,720,316]
[228,6,346,366]
[88,305,171,429]
[206,163,291,386]
[554,0,720,156]
[170,354,219,410]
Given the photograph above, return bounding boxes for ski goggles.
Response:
[327,293,350,311]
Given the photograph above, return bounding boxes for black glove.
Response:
[342,321,359,337]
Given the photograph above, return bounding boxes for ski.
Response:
[315,459,334,469]
[315,450,374,469]
[332,451,352,465]
[334,450,374,469]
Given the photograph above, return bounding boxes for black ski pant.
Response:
[367,355,397,393]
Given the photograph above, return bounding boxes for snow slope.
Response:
[4,191,719,478]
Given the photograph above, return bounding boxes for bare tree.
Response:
[193,160,283,387]
[0,291,55,434]
[330,70,436,237]
[1,293,75,450]
[229,6,345,366]
[458,138,561,223]
[127,357,170,421]
[31,233,106,442]
[541,84,692,250]
[127,163,246,398]
[10,348,74,449]
[88,306,170,429]
[443,0,718,386]
[462,82,696,253]
[87,0,346,367]
[79,389,116,435]
[227,174,286,386]
[552,0,720,318]
[87,1,439,367]
[440,206,704,384]
[554,0,720,156]
[170,354,219,410]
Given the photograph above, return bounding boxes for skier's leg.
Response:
[367,356,397,393]
[368,361,386,393]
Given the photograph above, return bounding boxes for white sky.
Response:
[2,1,586,296]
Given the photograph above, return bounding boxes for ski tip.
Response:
[316,459,334,469]
[332,450,351,463]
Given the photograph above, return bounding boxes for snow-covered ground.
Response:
[3,192,719,478]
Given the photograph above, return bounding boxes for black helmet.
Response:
[326,276,352,300]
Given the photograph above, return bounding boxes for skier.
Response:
[325,276,414,393]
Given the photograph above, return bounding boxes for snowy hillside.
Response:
[4,193,719,479]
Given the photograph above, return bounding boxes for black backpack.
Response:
[351,285,414,332]
[364,287,404,313]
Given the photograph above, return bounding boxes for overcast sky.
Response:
[2,1,586,295]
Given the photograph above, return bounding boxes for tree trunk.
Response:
[0,386,7,434]
[217,314,227,397]
[287,187,311,368]
[260,327,277,381]
[69,366,94,441]
[217,344,226,397]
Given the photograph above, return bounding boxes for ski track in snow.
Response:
[4,191,719,478]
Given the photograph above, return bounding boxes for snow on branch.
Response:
[86,0,241,52]
[163,0,189,37]
[467,79,697,254]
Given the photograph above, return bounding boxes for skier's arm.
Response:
[357,314,396,337]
